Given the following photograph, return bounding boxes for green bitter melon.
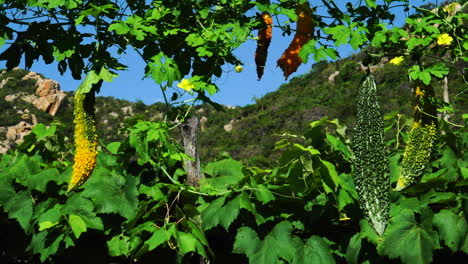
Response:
[352,74,390,237]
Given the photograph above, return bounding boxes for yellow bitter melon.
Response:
[352,74,390,237]
[395,81,438,191]
[68,90,98,192]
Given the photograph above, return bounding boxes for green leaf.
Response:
[68,214,87,239]
[233,221,298,264]
[99,67,118,82]
[77,70,101,94]
[200,159,244,192]
[108,235,131,257]
[29,231,64,262]
[108,21,130,35]
[147,52,181,87]
[139,184,165,201]
[27,168,63,193]
[346,233,362,264]
[324,25,350,47]
[2,190,33,231]
[380,209,439,264]
[432,209,467,252]
[38,205,62,231]
[62,194,103,230]
[253,184,275,205]
[106,142,121,154]
[39,221,59,231]
[326,134,351,160]
[293,236,336,264]
[427,63,448,78]
[298,40,316,63]
[175,230,207,257]
[31,124,56,141]
[144,224,176,251]
[365,0,377,8]
[81,167,139,219]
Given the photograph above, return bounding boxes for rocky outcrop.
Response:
[0,111,38,154]
[0,69,66,154]
[22,72,66,116]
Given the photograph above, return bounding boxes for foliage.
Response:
[0,113,466,263]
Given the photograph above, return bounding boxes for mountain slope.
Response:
[0,54,466,165]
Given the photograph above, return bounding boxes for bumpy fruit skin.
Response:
[395,81,438,191]
[277,2,314,80]
[352,74,390,237]
[255,12,273,80]
[68,91,98,192]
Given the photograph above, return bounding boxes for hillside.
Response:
[0,55,466,165]
[197,55,467,166]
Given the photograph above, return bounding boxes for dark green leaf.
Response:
[432,209,467,252]
[380,209,439,264]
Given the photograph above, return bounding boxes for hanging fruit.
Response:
[277,2,314,80]
[255,12,273,80]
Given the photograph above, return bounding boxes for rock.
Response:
[0,77,15,89]
[121,106,133,116]
[4,94,19,102]
[200,116,207,132]
[6,126,17,141]
[328,71,340,82]
[22,71,42,82]
[34,79,66,116]
[223,119,238,132]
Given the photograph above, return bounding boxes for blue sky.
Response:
[1,0,438,107]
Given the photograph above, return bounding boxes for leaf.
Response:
[62,194,104,230]
[253,184,275,205]
[174,230,207,257]
[108,235,131,257]
[326,134,351,160]
[233,221,298,264]
[145,224,176,251]
[346,233,362,264]
[139,184,165,201]
[427,63,448,78]
[201,192,266,231]
[2,190,33,231]
[29,231,64,262]
[81,167,139,219]
[77,70,100,94]
[27,168,64,193]
[432,209,467,252]
[380,209,439,264]
[38,204,62,231]
[68,214,87,239]
[200,159,245,192]
[147,52,181,87]
[106,142,121,154]
[293,236,336,264]
[365,0,377,8]
[201,196,236,231]
[99,67,118,82]
[324,25,350,47]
